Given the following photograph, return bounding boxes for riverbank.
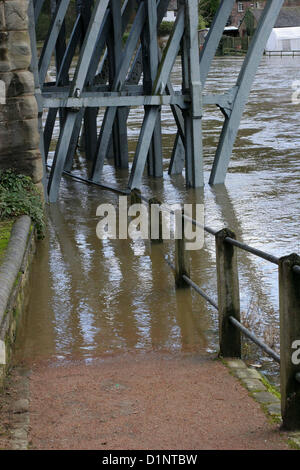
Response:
[0,216,36,389]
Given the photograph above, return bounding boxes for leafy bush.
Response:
[158,21,174,37]
[122,32,130,45]
[198,14,206,30]
[0,170,45,238]
[36,12,51,42]
[36,0,77,42]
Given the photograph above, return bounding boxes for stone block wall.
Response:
[0,0,43,185]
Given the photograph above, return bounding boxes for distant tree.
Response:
[198,14,206,30]
[199,0,220,26]
[36,0,77,42]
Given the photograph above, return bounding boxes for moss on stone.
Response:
[0,220,13,263]
[259,374,281,400]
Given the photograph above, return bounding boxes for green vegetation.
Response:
[158,21,174,37]
[36,1,213,42]
[0,220,13,263]
[199,0,220,27]
[36,0,77,42]
[0,170,45,238]
[259,373,281,400]
[242,9,256,37]
[198,14,206,30]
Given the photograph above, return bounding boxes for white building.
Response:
[265,27,300,52]
[164,10,176,22]
[163,0,177,22]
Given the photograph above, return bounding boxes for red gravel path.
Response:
[25,351,290,450]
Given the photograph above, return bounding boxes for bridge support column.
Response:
[0,0,43,192]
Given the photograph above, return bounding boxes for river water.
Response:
[14,56,300,387]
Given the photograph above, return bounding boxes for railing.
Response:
[130,188,300,431]
[264,50,300,57]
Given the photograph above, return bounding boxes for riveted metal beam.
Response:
[209,0,285,185]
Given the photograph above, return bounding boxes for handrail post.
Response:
[279,253,300,430]
[175,209,190,287]
[149,197,163,244]
[130,188,141,205]
[215,228,241,358]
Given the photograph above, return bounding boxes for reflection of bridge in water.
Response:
[30,0,284,202]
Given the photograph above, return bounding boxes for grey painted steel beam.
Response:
[42,89,230,108]
[142,0,163,177]
[90,0,169,181]
[80,7,111,162]
[34,0,46,22]
[92,0,169,181]
[87,0,135,85]
[43,13,82,160]
[83,0,136,165]
[199,0,235,86]
[169,0,235,176]
[110,0,129,169]
[51,0,68,130]
[39,0,71,86]
[128,7,185,190]
[70,0,110,97]
[38,0,244,201]
[209,0,285,185]
[180,0,203,188]
[77,0,97,162]
[48,109,79,202]
[42,94,190,108]
[91,1,147,181]
[47,0,136,200]
[47,0,110,202]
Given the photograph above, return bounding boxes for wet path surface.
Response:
[1,353,291,450]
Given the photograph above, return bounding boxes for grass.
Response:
[0,220,13,264]
[0,170,45,238]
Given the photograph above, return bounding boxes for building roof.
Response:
[275,7,300,27]
[271,26,300,39]
[243,6,300,28]
[168,0,177,11]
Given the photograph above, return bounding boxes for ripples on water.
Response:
[15,56,300,387]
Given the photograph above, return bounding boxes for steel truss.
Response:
[29,0,284,202]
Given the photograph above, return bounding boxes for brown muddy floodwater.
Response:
[13,56,300,387]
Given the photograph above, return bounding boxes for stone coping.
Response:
[223,358,300,450]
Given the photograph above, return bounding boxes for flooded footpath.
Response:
[14,55,300,382]
[1,55,299,450]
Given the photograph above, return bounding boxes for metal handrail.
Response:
[182,274,218,310]
[46,181,296,365]
[229,316,280,364]
[135,190,299,366]
[224,236,280,265]
[165,251,280,362]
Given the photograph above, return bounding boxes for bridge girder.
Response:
[28,0,284,202]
